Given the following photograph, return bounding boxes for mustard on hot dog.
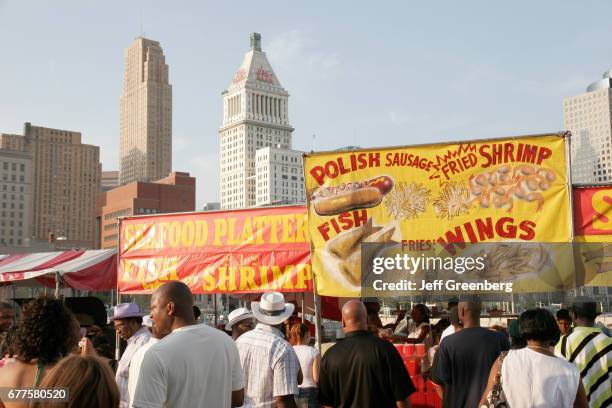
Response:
[312,176,394,216]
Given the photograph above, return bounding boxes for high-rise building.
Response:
[101,170,119,192]
[0,147,32,248]
[96,171,195,249]
[255,146,304,206]
[563,70,612,184]
[119,37,172,185]
[219,33,303,209]
[0,123,101,247]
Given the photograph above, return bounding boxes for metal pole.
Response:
[115,291,121,361]
[115,218,123,361]
[214,294,218,327]
[564,132,580,290]
[301,292,305,322]
[54,272,60,298]
[313,292,322,352]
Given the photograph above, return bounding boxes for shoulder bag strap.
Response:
[33,360,45,388]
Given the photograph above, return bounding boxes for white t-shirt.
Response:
[128,338,160,408]
[132,324,244,408]
[501,348,580,408]
[440,324,455,342]
[407,321,429,339]
[293,345,319,389]
[394,319,428,338]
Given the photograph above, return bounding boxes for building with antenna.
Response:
[219,33,304,209]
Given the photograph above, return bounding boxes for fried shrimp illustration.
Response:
[468,165,556,212]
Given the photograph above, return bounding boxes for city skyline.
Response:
[1,1,612,207]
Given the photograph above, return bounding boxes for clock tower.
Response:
[219,33,296,209]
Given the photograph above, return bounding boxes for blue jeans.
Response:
[296,387,319,408]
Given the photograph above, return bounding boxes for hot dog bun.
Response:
[314,186,382,216]
[311,176,394,216]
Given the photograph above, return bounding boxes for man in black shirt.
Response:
[434,300,510,408]
[318,300,415,408]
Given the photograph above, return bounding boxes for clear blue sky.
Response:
[1,1,611,207]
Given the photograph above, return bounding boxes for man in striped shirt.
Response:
[555,299,611,408]
[236,292,301,408]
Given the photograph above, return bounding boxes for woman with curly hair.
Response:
[29,355,119,408]
[0,296,80,408]
[0,325,18,368]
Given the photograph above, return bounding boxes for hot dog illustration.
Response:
[311,176,394,216]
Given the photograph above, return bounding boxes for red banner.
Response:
[573,185,612,239]
[572,186,612,287]
[118,206,312,294]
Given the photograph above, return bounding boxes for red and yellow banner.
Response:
[118,206,312,294]
[574,186,612,241]
[573,186,612,287]
[304,134,572,297]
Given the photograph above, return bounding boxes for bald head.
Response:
[154,281,194,321]
[458,300,482,328]
[342,300,368,333]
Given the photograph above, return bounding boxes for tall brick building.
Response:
[0,122,101,247]
[96,171,195,249]
[119,37,172,185]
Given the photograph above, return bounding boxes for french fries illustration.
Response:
[384,182,431,220]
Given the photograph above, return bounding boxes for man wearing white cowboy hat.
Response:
[236,291,301,408]
[226,307,255,340]
[110,303,150,408]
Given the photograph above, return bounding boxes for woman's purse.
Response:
[481,351,509,408]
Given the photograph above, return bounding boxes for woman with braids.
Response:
[0,296,80,408]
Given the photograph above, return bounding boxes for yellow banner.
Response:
[304,134,571,296]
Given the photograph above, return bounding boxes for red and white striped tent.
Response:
[0,249,117,290]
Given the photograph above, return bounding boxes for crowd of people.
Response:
[0,290,610,408]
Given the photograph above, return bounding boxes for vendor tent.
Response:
[0,249,117,291]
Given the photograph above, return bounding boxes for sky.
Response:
[1,1,611,208]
